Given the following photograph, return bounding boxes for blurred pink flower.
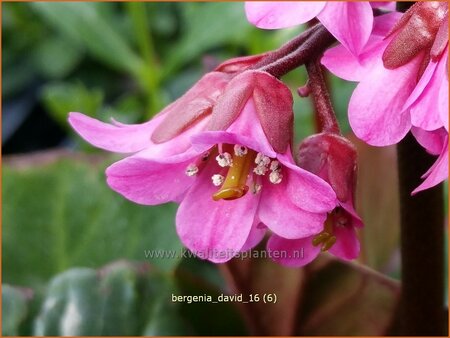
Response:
[268,133,362,267]
[245,1,393,55]
[69,67,337,263]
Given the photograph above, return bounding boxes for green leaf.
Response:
[31,2,143,74]
[32,35,83,79]
[2,285,30,336]
[3,152,183,287]
[165,2,252,74]
[34,262,145,336]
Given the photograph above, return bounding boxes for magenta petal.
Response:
[278,152,337,213]
[370,2,396,11]
[245,1,325,29]
[68,112,163,153]
[106,150,199,205]
[438,53,449,131]
[267,235,320,267]
[176,162,260,263]
[259,177,327,239]
[321,44,365,82]
[348,54,423,146]
[241,221,266,252]
[412,139,448,194]
[321,13,401,81]
[328,225,360,260]
[192,98,277,158]
[407,58,447,131]
[412,127,447,155]
[318,2,373,55]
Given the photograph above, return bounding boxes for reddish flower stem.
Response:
[305,59,340,134]
[251,23,336,78]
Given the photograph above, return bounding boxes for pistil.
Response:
[212,150,257,201]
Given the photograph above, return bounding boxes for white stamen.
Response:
[252,183,262,194]
[255,153,270,166]
[270,160,281,172]
[234,144,248,157]
[216,152,233,167]
[253,165,269,176]
[185,164,199,177]
[211,174,225,186]
[269,171,283,184]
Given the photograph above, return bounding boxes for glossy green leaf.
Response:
[3,152,183,287]
[2,285,30,336]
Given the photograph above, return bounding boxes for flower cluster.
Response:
[69,1,448,267]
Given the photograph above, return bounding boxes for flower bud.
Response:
[297,132,357,203]
[382,2,448,69]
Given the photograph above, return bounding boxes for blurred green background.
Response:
[3,2,444,336]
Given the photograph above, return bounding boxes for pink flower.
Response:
[268,133,363,267]
[322,6,448,146]
[68,55,265,205]
[245,1,392,55]
[177,70,337,262]
[321,4,448,192]
[69,60,337,263]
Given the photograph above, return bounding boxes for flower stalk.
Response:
[305,59,340,134]
[396,133,445,335]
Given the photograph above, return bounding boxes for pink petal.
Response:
[318,2,373,55]
[406,57,447,131]
[411,127,447,155]
[245,1,326,29]
[412,139,449,194]
[258,176,328,239]
[106,148,200,205]
[348,54,423,146]
[438,52,449,131]
[431,14,449,61]
[328,225,360,260]
[278,151,337,213]
[68,112,163,153]
[193,98,277,158]
[322,13,402,81]
[241,221,266,252]
[176,161,260,263]
[370,2,396,11]
[267,235,320,267]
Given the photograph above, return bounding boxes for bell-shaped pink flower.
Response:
[322,6,448,146]
[68,54,265,205]
[176,70,337,262]
[69,58,337,263]
[268,133,362,267]
[245,1,393,56]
